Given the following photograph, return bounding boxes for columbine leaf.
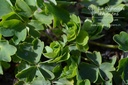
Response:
[70,14,81,25]
[0,0,12,18]
[60,61,77,79]
[48,0,57,5]
[49,46,70,63]
[28,20,44,30]
[0,19,25,37]
[82,19,92,30]
[77,79,91,85]
[0,40,16,62]
[86,51,102,66]
[84,51,115,82]
[24,0,37,10]
[99,63,115,81]
[79,63,99,83]
[76,30,89,46]
[16,0,33,17]
[12,28,27,45]
[82,19,103,40]
[100,13,113,28]
[113,31,128,51]
[53,78,74,85]
[43,41,61,59]
[16,66,37,82]
[17,39,44,63]
[34,11,53,25]
[108,4,125,12]
[31,77,51,85]
[44,3,70,27]
[108,0,123,5]
[64,22,79,42]
[117,58,128,84]
[96,0,109,6]
[38,67,55,80]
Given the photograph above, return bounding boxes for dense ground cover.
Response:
[0,0,128,85]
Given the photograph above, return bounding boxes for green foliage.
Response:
[117,58,128,84]
[113,31,128,52]
[0,0,128,85]
[79,51,115,83]
[0,40,16,62]
[0,0,13,18]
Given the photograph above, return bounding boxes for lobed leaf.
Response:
[76,30,89,46]
[16,66,37,82]
[86,51,102,66]
[113,31,128,52]
[0,0,13,18]
[79,62,99,83]
[16,0,33,17]
[17,39,44,63]
[117,58,128,84]
[0,40,17,62]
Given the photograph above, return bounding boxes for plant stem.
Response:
[89,41,118,49]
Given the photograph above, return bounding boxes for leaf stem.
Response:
[89,41,118,49]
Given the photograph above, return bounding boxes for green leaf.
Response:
[16,0,33,17]
[0,19,25,37]
[108,0,123,5]
[100,13,113,28]
[70,14,81,24]
[1,12,21,21]
[0,62,3,74]
[82,19,92,30]
[17,39,44,63]
[58,46,70,63]
[54,78,74,85]
[113,31,128,52]
[117,58,128,84]
[64,22,79,42]
[76,43,89,52]
[43,41,61,59]
[48,0,57,5]
[14,81,25,85]
[24,0,37,12]
[77,79,91,85]
[0,0,12,18]
[99,63,115,81]
[60,61,77,79]
[34,11,53,25]
[112,71,122,85]
[24,0,36,6]
[81,51,115,82]
[79,63,99,83]
[49,46,70,63]
[28,20,44,30]
[28,26,40,38]
[0,40,17,62]
[82,19,103,40]
[1,61,10,69]
[31,77,51,85]
[38,67,55,80]
[44,3,70,27]
[107,4,125,12]
[86,51,102,66]
[96,0,109,6]
[76,30,89,46]
[12,28,27,45]
[16,66,37,82]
